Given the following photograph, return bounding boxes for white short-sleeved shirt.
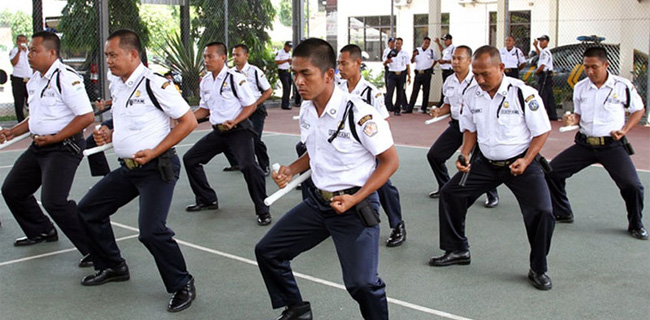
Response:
[108,63,190,158]
[443,73,476,121]
[27,60,92,135]
[299,87,394,191]
[275,49,291,70]
[537,47,553,71]
[460,77,551,160]
[199,67,257,125]
[231,63,272,101]
[386,50,410,72]
[337,78,389,119]
[440,44,455,70]
[382,47,392,62]
[414,47,438,71]
[500,46,526,69]
[573,73,645,137]
[9,47,32,78]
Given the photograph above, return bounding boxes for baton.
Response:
[292,115,300,120]
[0,132,31,150]
[458,145,478,187]
[264,163,312,206]
[83,143,113,156]
[559,125,579,132]
[425,114,450,125]
[94,106,112,116]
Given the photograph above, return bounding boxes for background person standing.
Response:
[9,34,32,122]
[533,35,557,120]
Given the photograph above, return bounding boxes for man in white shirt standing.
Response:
[500,36,527,79]
[8,34,32,122]
[275,41,294,110]
[407,36,438,113]
[435,34,455,108]
[533,35,557,120]
[383,37,411,116]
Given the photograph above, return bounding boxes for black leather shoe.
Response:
[281,107,292,110]
[78,254,94,268]
[223,165,240,172]
[257,213,272,226]
[402,109,413,114]
[168,275,196,312]
[274,302,312,320]
[386,221,406,247]
[428,190,440,198]
[484,195,499,208]
[185,201,219,212]
[554,215,574,223]
[528,269,552,290]
[428,250,471,267]
[629,227,649,240]
[393,111,401,116]
[81,262,130,286]
[14,228,58,246]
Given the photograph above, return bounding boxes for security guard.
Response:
[499,36,527,79]
[533,35,558,120]
[435,34,455,108]
[383,37,411,116]
[381,37,395,87]
[183,41,271,225]
[9,34,31,122]
[546,47,647,240]
[0,31,93,267]
[407,36,438,113]
[428,46,555,291]
[222,44,274,175]
[276,41,293,110]
[338,43,406,247]
[77,29,197,312]
[426,45,499,208]
[256,38,398,320]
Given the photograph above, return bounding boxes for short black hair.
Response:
[473,45,501,64]
[293,38,336,73]
[32,31,60,57]
[107,29,142,56]
[396,37,403,43]
[423,36,431,41]
[583,46,607,63]
[340,44,362,60]
[16,34,27,40]
[454,45,473,58]
[233,44,249,54]
[205,41,227,56]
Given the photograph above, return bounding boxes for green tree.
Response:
[58,0,149,61]
[278,0,291,27]
[0,10,32,40]
[140,4,180,57]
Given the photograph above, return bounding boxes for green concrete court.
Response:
[0,128,649,320]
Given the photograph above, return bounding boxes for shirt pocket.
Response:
[330,136,360,168]
[497,111,525,139]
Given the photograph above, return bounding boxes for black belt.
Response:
[485,151,526,168]
[11,75,29,82]
[576,132,616,147]
[416,69,432,74]
[389,71,406,75]
[32,132,83,141]
[119,147,176,170]
[212,123,239,133]
[315,187,360,203]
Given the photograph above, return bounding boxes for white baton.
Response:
[559,125,579,132]
[425,114,450,125]
[0,132,31,150]
[83,143,113,156]
[264,163,312,206]
[292,115,300,120]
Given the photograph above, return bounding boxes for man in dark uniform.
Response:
[383,37,411,116]
[1,31,94,267]
[428,46,555,291]
[256,38,399,320]
[546,47,647,240]
[77,29,197,312]
[183,42,271,226]
[276,41,293,110]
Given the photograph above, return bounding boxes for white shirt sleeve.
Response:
[59,70,93,116]
[520,86,551,137]
[233,73,258,107]
[354,104,394,156]
[199,77,209,110]
[149,75,191,119]
[255,67,272,91]
[459,89,477,133]
[9,47,19,60]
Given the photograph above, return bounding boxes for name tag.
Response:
[128,98,145,106]
[470,108,482,114]
[327,129,350,139]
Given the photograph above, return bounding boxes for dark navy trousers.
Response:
[2,140,89,255]
[183,127,269,216]
[385,71,407,112]
[438,155,555,273]
[224,105,270,170]
[537,72,557,120]
[78,155,191,293]
[255,188,388,320]
[546,142,645,230]
[427,121,498,199]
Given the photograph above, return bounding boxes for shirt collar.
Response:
[594,72,616,89]
[42,59,62,80]
[122,63,146,88]
[349,77,367,93]
[234,63,251,74]
[323,86,345,119]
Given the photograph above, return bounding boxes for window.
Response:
[413,13,449,48]
[489,11,531,55]
[348,16,395,61]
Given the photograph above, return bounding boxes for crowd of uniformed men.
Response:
[1,27,646,320]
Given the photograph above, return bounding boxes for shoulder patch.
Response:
[239,79,247,86]
[525,94,535,102]
[357,114,373,126]
[161,82,171,89]
[362,121,378,137]
[528,99,540,111]
[71,81,81,86]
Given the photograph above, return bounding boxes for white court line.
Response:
[110,222,473,320]
[0,234,139,267]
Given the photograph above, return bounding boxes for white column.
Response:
[429,0,442,106]
[496,0,506,48]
